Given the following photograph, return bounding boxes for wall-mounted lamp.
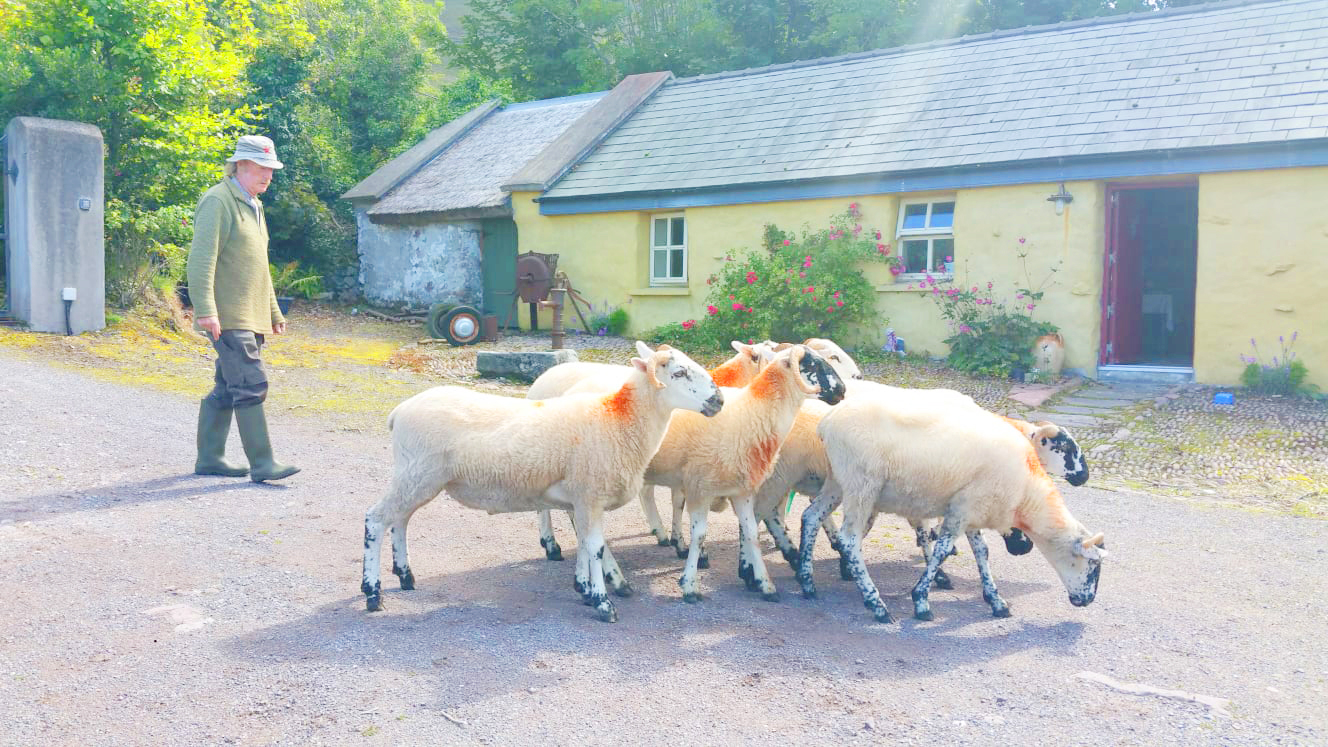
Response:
[1047,183,1074,215]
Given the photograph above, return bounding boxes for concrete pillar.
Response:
[4,117,105,334]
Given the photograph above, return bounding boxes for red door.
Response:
[1101,187,1144,364]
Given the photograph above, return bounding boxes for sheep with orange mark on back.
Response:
[526,340,775,557]
[641,345,845,603]
[799,392,1106,623]
[361,341,724,624]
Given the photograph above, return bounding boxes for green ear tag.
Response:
[785,490,796,515]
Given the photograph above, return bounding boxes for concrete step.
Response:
[1097,365,1194,385]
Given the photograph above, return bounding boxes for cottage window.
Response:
[650,214,687,285]
[896,199,955,277]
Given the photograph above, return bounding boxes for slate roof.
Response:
[368,92,604,218]
[543,0,1328,201]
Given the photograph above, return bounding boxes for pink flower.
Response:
[987,281,993,290]
[706,305,719,316]
[799,272,806,278]
[1018,237,1026,244]
[833,291,841,298]
[853,224,862,235]
[1027,303,1036,311]
[849,202,858,211]
[874,230,882,240]
[782,239,791,246]
[835,300,844,307]
[890,265,903,276]
[746,307,754,313]
[1016,292,1024,299]
[745,271,758,284]
[946,255,953,262]
[732,302,744,311]
[826,306,834,312]
[729,294,735,300]
[805,286,815,293]
[682,319,695,330]
[972,286,979,293]
[803,257,813,268]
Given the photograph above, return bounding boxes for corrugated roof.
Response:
[543,0,1328,201]
[369,92,604,217]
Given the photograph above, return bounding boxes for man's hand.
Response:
[273,322,287,335]
[197,315,221,340]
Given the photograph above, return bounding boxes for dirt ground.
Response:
[2,304,1326,745]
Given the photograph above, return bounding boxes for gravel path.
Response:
[2,353,1327,746]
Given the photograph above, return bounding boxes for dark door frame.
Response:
[1100,180,1198,366]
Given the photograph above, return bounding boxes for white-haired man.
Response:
[186,135,299,482]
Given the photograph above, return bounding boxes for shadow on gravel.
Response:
[1,473,270,522]
[224,533,1082,709]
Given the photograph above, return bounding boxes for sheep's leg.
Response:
[839,511,877,581]
[678,506,710,603]
[838,509,893,623]
[761,507,800,572]
[363,470,440,612]
[601,542,634,598]
[573,504,616,623]
[670,488,688,557]
[390,517,415,591]
[796,492,840,599]
[911,529,957,621]
[911,519,953,590]
[733,495,779,601]
[967,530,1010,618]
[637,484,669,545]
[537,509,563,561]
[822,512,843,553]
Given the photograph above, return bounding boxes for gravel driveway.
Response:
[2,352,1326,746]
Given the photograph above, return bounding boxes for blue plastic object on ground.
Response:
[1214,392,1235,405]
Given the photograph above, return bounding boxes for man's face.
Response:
[234,160,275,197]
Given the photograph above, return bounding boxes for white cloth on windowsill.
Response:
[1142,293,1174,333]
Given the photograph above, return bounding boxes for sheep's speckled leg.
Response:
[839,511,892,623]
[678,507,709,603]
[573,505,616,623]
[361,515,385,612]
[762,509,800,571]
[797,492,840,599]
[839,511,878,581]
[912,520,953,590]
[733,495,779,601]
[967,531,1010,617]
[670,489,688,557]
[601,542,633,598]
[573,543,592,603]
[390,520,414,591]
[911,530,957,621]
[537,510,563,561]
[822,512,843,554]
[637,484,669,545]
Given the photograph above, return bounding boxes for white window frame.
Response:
[895,198,956,278]
[649,213,688,286]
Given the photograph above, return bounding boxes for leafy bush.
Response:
[1240,333,1313,395]
[587,305,630,336]
[918,237,1061,378]
[649,204,892,350]
[104,201,195,309]
[269,261,324,299]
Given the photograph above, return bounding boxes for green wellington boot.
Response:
[194,400,250,477]
[234,402,300,482]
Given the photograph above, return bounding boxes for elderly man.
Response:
[187,135,299,482]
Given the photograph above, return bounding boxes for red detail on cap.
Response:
[263,146,271,152]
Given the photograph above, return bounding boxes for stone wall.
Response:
[355,210,483,310]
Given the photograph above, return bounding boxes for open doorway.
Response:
[1100,183,1198,369]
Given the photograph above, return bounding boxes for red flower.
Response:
[836,300,844,307]
[745,271,758,284]
[732,302,744,311]
[682,319,695,330]
[706,305,719,316]
[805,286,815,293]
[782,239,791,246]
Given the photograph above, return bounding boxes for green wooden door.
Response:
[480,218,518,323]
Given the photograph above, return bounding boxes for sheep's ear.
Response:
[635,340,653,358]
[730,340,745,353]
[656,343,673,351]
[1033,423,1060,441]
[630,357,648,373]
[772,342,794,352]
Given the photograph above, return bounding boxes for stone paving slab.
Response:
[1058,395,1147,407]
[1041,403,1129,416]
[1024,411,1106,429]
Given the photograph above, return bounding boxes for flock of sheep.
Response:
[361,338,1106,625]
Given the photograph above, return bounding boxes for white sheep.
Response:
[798,392,1106,622]
[526,341,775,557]
[361,341,724,623]
[642,344,845,602]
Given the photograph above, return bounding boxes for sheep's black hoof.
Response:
[656,536,672,546]
[573,578,586,595]
[596,602,618,623]
[839,555,853,581]
[697,555,710,570]
[992,606,1011,618]
[362,581,382,612]
[872,607,895,624]
[934,570,954,590]
[683,592,704,604]
[762,591,781,603]
[394,568,415,591]
[799,583,817,600]
[913,607,934,621]
[675,545,689,559]
[612,582,635,598]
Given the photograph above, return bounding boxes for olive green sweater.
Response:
[187,179,284,334]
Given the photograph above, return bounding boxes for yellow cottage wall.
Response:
[1195,168,1328,390]
[513,169,1326,389]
